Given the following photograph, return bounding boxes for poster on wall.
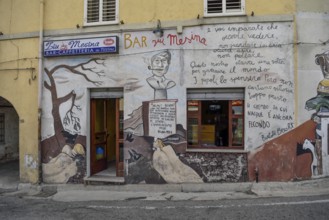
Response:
[142,100,177,138]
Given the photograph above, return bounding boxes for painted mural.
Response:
[301,49,329,177]
[248,12,329,181]
[146,50,176,100]
[41,21,297,183]
[41,59,108,183]
[248,51,329,181]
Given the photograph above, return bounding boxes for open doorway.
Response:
[88,89,124,183]
[0,96,19,188]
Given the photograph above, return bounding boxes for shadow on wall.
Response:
[248,120,316,182]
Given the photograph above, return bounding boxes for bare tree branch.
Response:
[45,58,106,86]
[58,90,75,105]
[63,92,81,132]
[44,81,51,91]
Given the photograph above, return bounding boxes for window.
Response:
[204,0,245,17]
[0,114,4,144]
[84,0,118,26]
[187,89,244,149]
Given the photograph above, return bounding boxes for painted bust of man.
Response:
[146,50,176,99]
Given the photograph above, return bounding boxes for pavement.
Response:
[1,160,329,201]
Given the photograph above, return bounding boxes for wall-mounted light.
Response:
[177,26,183,35]
[153,19,164,38]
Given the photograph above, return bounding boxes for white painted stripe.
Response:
[87,199,329,210]
[253,199,329,206]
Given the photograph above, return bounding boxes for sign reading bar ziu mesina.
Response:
[43,36,118,57]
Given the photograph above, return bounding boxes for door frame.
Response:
[86,88,124,178]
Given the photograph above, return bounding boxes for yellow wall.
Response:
[0,0,40,34]
[44,0,83,30]
[0,38,39,183]
[0,0,297,34]
[120,0,202,23]
[121,0,296,24]
[247,0,295,16]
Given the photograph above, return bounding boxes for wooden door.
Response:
[116,98,124,177]
[90,99,108,175]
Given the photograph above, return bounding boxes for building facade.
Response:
[1,0,329,184]
[0,0,40,183]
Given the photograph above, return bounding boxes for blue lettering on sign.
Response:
[43,36,118,57]
[68,40,100,49]
[44,47,116,57]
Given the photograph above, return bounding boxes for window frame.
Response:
[0,113,5,144]
[186,89,244,150]
[84,0,119,26]
[204,0,245,17]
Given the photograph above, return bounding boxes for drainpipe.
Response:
[37,0,44,184]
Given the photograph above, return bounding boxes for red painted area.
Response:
[248,120,316,182]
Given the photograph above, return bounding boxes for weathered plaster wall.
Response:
[42,21,294,147]
[0,38,40,183]
[297,0,329,12]
[296,12,329,179]
[42,21,294,183]
[248,120,316,181]
[248,0,295,16]
[0,0,40,34]
[297,12,329,124]
[4,0,296,32]
[183,152,248,182]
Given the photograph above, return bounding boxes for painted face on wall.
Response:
[315,50,329,78]
[151,54,170,77]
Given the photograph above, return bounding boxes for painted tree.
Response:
[42,58,105,161]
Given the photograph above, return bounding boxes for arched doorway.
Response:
[0,96,19,188]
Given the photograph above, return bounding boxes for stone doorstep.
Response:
[84,175,125,185]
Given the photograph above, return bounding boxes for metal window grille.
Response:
[0,114,4,144]
[103,0,116,22]
[207,0,223,13]
[226,0,241,11]
[86,0,117,23]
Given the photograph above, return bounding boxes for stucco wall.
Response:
[296,12,329,179]
[247,0,295,16]
[297,0,329,12]
[0,38,40,183]
[0,0,40,34]
[297,12,329,125]
[0,0,296,34]
[41,20,294,183]
[183,152,248,182]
